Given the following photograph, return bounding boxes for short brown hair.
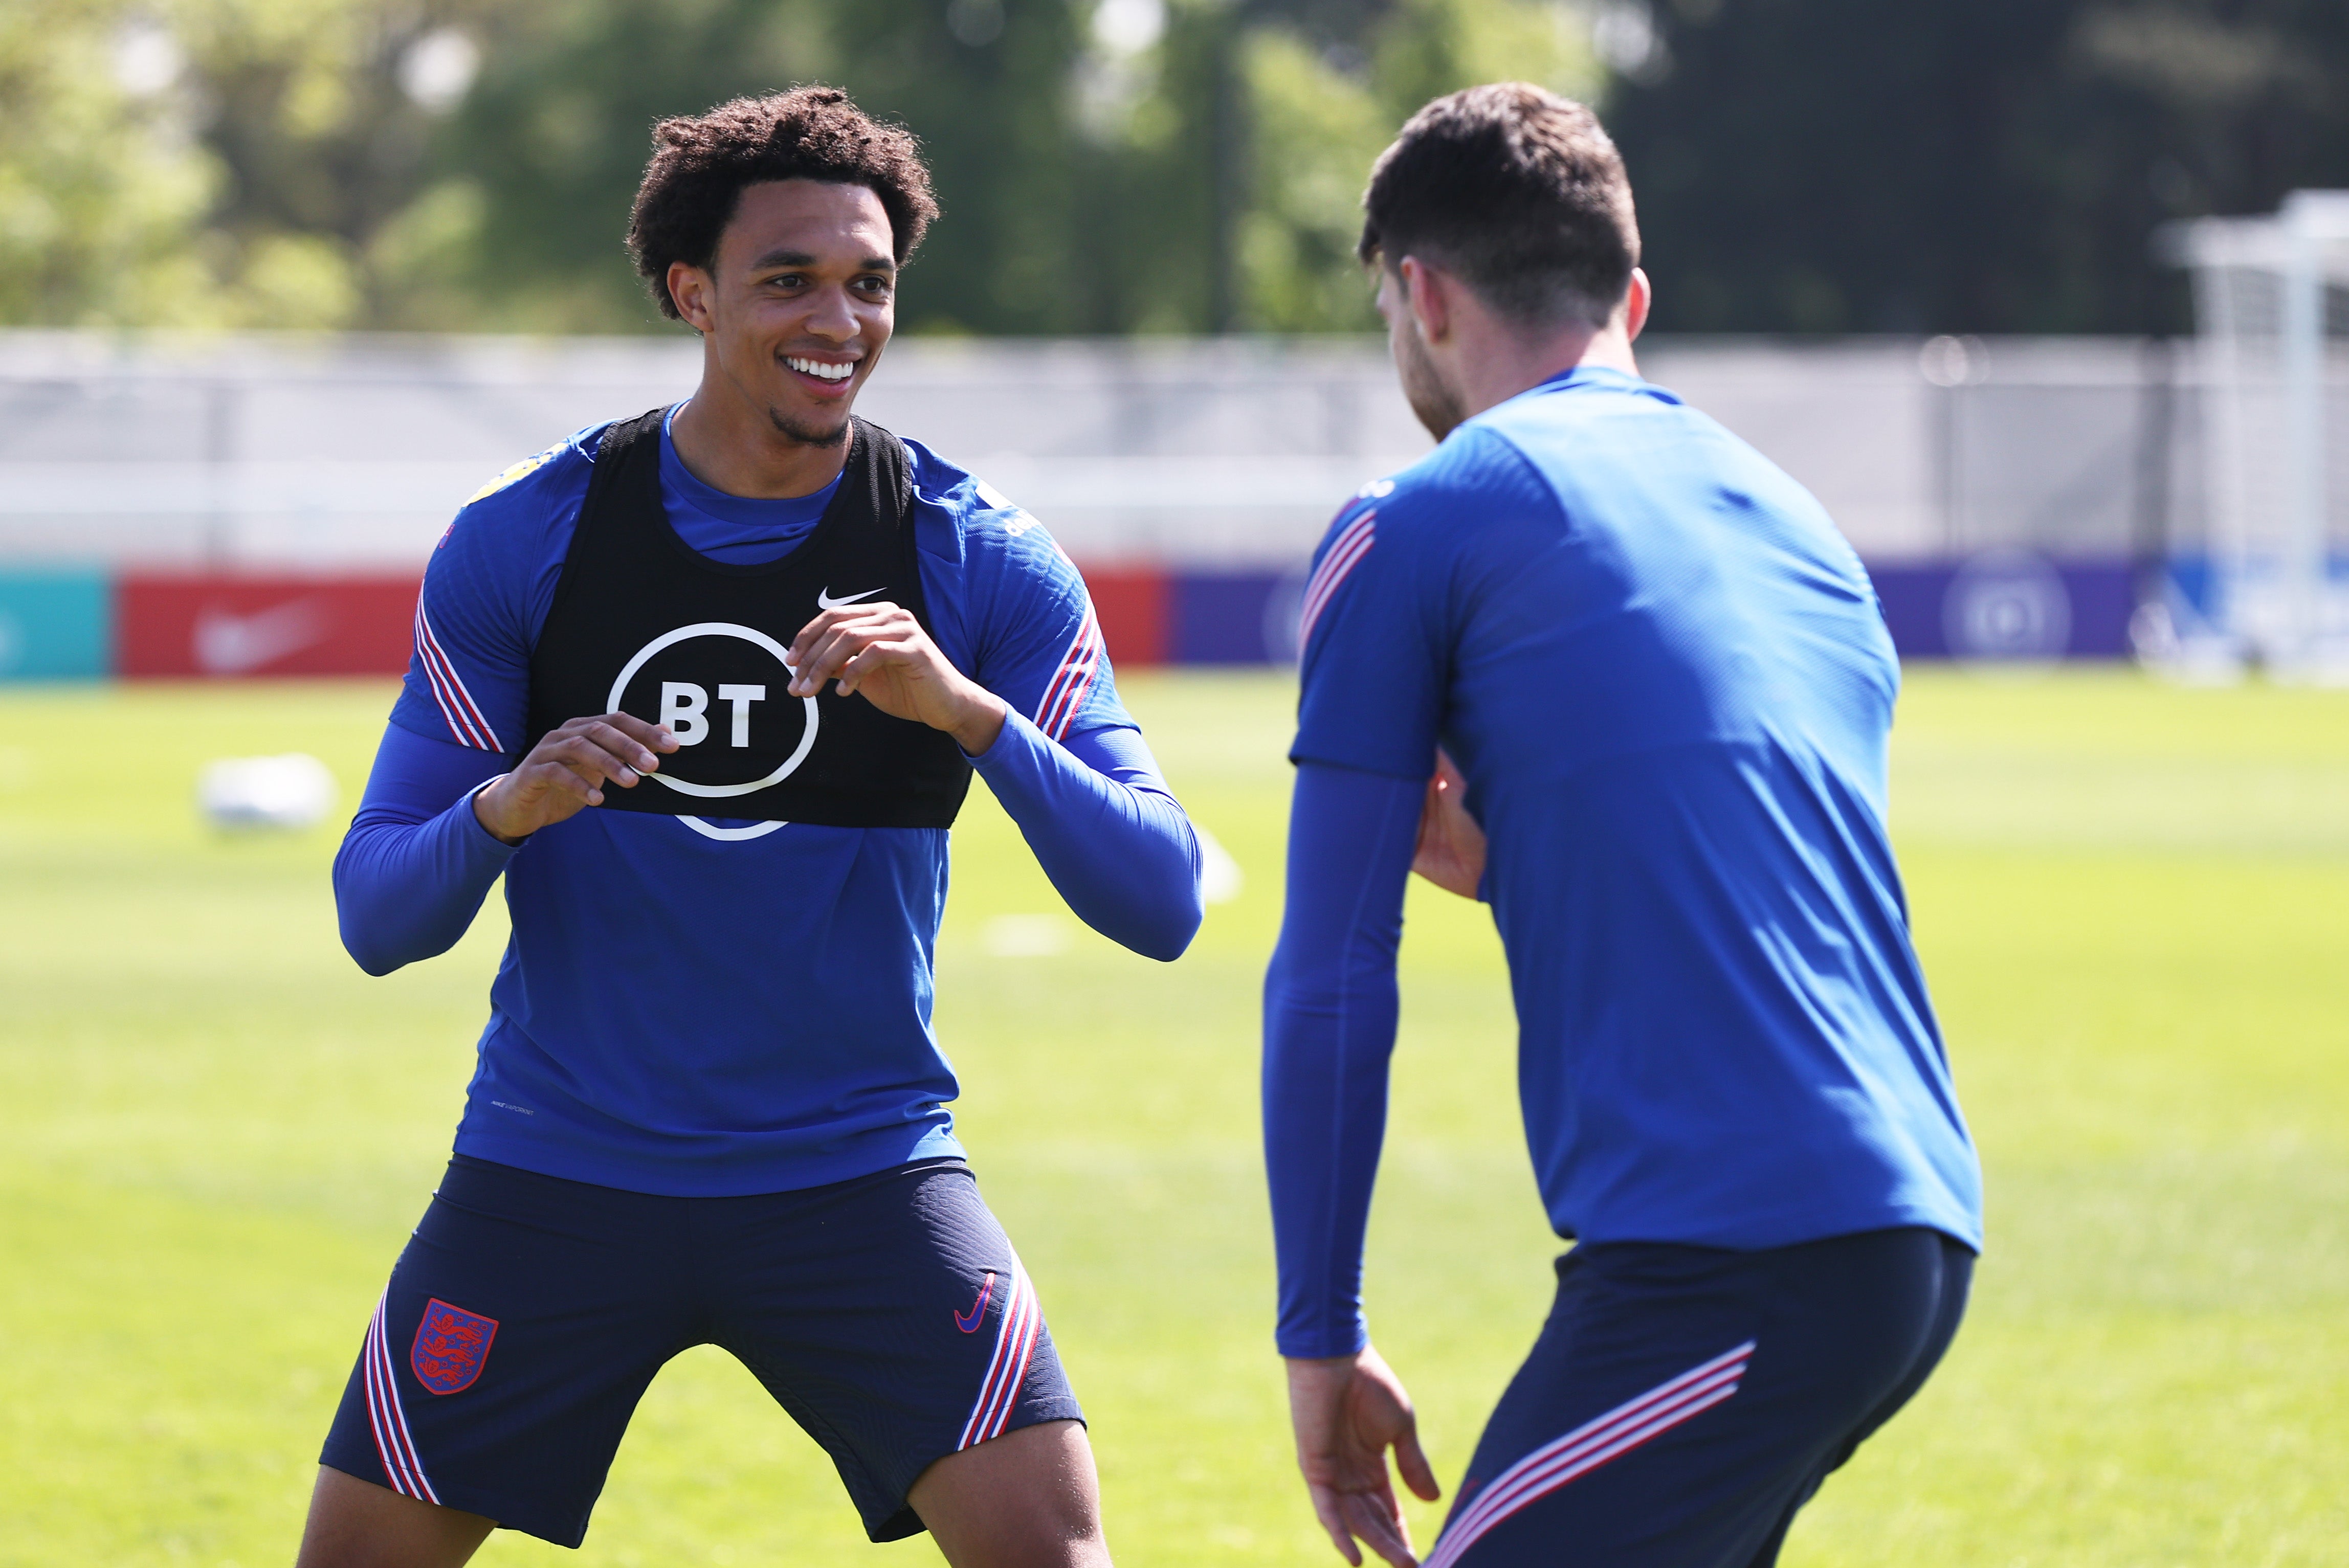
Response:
[627,87,940,321]
[1358,83,1640,328]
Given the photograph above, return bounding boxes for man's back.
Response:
[1267,85,1978,1568]
[1294,365,1980,1253]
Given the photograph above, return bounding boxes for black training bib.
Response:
[524,410,972,827]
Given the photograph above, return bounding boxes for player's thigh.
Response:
[318,1157,700,1549]
[1431,1227,1961,1568]
[909,1418,1109,1568]
[708,1159,1088,1545]
[295,1465,495,1568]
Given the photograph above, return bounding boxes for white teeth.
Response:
[786,356,855,381]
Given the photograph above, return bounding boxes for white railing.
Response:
[8,328,2326,578]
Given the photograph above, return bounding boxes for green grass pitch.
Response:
[1,668,2344,1566]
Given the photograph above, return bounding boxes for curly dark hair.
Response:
[1359,84,1639,328]
[626,87,940,321]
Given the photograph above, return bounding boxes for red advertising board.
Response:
[1074,566,1169,669]
[116,574,420,678]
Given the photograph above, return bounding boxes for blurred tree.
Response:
[1239,0,1597,331]
[14,0,2349,337]
[429,0,1128,334]
[174,0,513,328]
[1604,0,2349,334]
[1068,0,1594,336]
[4,0,1601,333]
[420,0,1597,335]
[3,0,1605,335]
[0,1,218,326]
[1,0,506,329]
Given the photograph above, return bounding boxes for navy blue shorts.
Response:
[320,1155,1080,1548]
[1424,1226,1972,1568]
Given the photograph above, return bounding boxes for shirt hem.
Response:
[1285,748,1431,783]
[448,1121,966,1198]
[1561,1200,1983,1257]
[1275,1328,1372,1360]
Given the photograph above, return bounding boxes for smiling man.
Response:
[299,90,1201,1567]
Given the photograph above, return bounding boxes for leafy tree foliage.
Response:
[0,1,216,326]
[1,0,505,328]
[432,0,1091,333]
[1240,0,1595,330]
[432,0,1585,334]
[3,0,1587,333]
[12,0,2342,334]
[1608,0,2349,334]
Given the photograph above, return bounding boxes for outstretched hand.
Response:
[1411,750,1485,900]
[786,599,1006,755]
[1286,1347,1443,1568]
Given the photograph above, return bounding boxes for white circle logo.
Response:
[605,621,818,799]
[1942,551,2071,663]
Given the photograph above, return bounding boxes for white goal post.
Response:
[2162,191,2349,678]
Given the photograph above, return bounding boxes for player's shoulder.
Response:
[426,421,615,583]
[1495,369,1834,531]
[1345,419,1558,549]
[1475,365,1694,449]
[1477,367,1759,487]
[461,423,600,514]
[438,423,599,545]
[896,433,1110,717]
[898,434,1081,594]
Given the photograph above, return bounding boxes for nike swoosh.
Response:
[193,599,328,675]
[817,586,887,611]
[955,1271,996,1333]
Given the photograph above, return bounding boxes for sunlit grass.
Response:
[0,668,2342,1565]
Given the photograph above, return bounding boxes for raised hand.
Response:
[473,712,678,844]
[786,599,1007,755]
[1411,749,1486,899]
[1286,1346,1443,1568]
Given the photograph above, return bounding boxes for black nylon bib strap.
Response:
[524,410,972,828]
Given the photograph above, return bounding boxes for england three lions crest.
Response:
[410,1297,499,1395]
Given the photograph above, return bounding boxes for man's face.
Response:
[1377,261,1465,442]
[675,178,897,448]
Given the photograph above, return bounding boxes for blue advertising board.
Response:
[1162,557,2138,668]
[1870,557,2135,661]
[1171,572,1291,665]
[0,568,112,680]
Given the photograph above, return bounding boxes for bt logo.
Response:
[608,622,818,799]
[658,681,767,748]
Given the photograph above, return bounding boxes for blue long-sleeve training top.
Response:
[1260,760,1420,1359]
[1263,366,1982,1360]
[337,406,1202,1198]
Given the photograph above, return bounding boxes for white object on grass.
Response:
[981,913,1071,958]
[199,753,338,831]
[1195,825,1245,905]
